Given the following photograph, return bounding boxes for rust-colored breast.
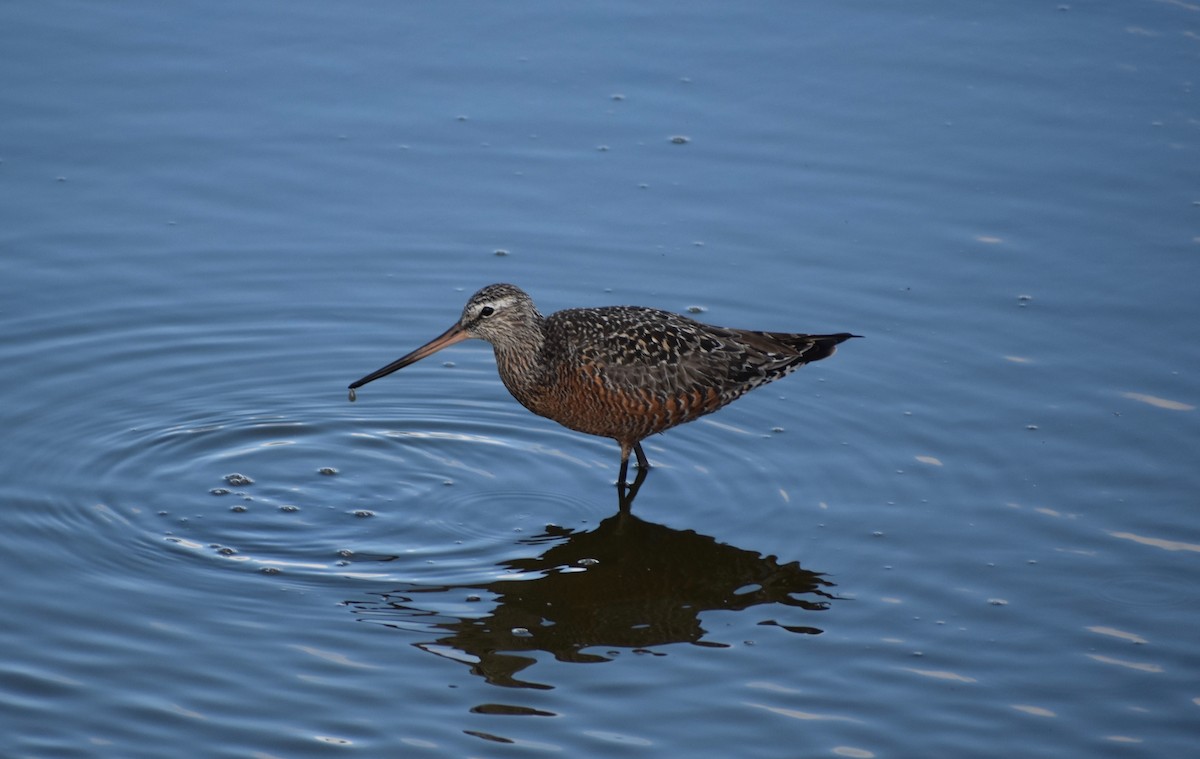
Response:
[517,355,729,446]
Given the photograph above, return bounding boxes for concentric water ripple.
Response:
[75,385,617,589]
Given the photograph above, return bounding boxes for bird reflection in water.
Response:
[345,508,838,690]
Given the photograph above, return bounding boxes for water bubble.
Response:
[210,488,231,496]
[352,509,375,518]
[224,473,254,486]
[318,467,338,476]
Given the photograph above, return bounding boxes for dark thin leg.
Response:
[616,440,650,513]
[617,453,631,488]
[633,442,650,470]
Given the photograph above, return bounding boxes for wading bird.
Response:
[350,284,857,506]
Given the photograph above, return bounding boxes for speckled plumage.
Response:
[350,283,858,487]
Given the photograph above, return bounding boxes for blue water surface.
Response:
[2,1,1198,757]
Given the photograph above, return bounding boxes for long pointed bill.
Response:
[349,323,470,391]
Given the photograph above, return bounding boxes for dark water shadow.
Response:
[345,505,839,689]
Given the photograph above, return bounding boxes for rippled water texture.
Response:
[3,1,1198,757]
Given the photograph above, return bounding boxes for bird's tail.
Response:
[765,332,861,363]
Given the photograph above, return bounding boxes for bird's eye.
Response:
[479,306,495,318]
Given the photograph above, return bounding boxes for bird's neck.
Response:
[491,318,550,401]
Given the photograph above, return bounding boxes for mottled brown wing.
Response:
[549,307,853,420]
